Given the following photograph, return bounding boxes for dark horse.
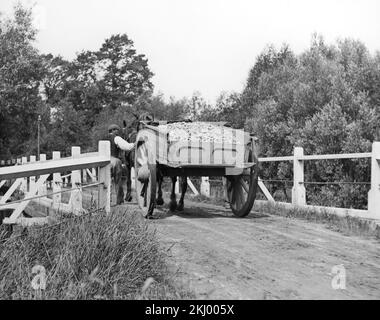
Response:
[122,114,188,212]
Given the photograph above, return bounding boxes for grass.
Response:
[0,207,194,300]
[252,201,380,240]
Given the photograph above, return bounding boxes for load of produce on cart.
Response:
[155,121,248,166]
[157,121,239,144]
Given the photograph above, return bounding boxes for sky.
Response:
[1,0,380,103]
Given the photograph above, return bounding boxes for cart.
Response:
[134,120,259,218]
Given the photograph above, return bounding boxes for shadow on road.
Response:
[154,201,270,220]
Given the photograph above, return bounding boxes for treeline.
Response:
[189,35,380,208]
[1,5,379,208]
[238,36,379,208]
[181,40,380,209]
[0,5,186,158]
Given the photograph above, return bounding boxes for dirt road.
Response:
[143,199,380,300]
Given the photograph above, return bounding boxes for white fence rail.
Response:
[0,141,111,226]
[254,142,380,220]
[186,142,379,220]
[1,141,379,222]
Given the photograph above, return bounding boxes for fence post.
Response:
[187,178,200,196]
[30,155,36,190]
[52,151,62,208]
[98,140,111,214]
[38,154,47,195]
[368,141,380,219]
[292,147,306,206]
[70,146,83,215]
[20,157,28,193]
[201,177,210,197]
[82,169,87,184]
[92,168,97,183]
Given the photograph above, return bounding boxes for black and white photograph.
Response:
[0,0,379,305]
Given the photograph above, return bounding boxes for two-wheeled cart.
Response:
[134,120,259,217]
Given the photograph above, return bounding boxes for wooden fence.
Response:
[0,141,111,227]
[1,141,379,223]
[196,142,379,220]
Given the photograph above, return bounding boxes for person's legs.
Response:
[111,157,124,205]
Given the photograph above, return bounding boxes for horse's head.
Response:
[124,112,154,140]
[121,113,153,142]
[120,120,130,140]
[136,112,154,132]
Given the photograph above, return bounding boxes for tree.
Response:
[44,100,91,155]
[97,34,154,109]
[41,54,71,105]
[0,4,47,158]
[185,91,215,121]
[242,44,296,109]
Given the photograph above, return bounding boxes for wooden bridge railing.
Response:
[2,141,379,222]
[255,143,379,220]
[190,142,379,220]
[0,141,111,226]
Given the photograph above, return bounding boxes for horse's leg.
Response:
[283,184,289,202]
[222,177,230,208]
[169,176,177,211]
[156,170,164,206]
[124,163,132,202]
[177,176,187,211]
[111,157,124,205]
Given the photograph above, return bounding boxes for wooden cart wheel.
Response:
[227,147,259,217]
[135,140,157,218]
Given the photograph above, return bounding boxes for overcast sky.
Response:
[1,0,380,103]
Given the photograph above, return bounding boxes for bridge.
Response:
[0,141,379,227]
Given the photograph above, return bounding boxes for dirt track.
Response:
[134,199,380,300]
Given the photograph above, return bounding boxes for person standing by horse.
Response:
[121,113,154,203]
[106,124,142,205]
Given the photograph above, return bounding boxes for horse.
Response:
[162,175,188,212]
[122,114,188,213]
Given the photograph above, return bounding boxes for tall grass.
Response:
[0,208,193,299]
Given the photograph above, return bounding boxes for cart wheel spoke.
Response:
[229,179,236,204]
[239,177,249,194]
[235,185,244,210]
[230,186,235,205]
